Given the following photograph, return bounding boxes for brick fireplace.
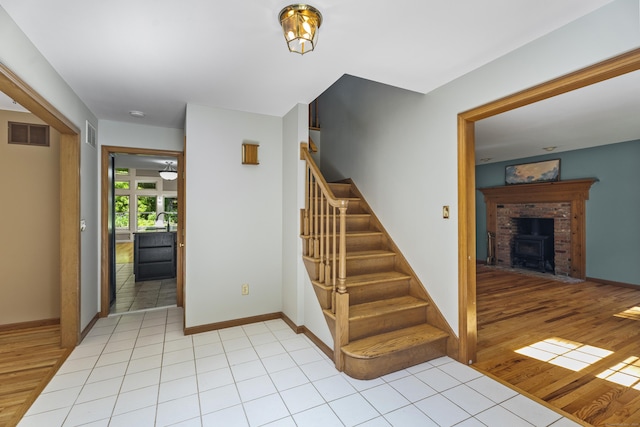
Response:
[495,202,571,275]
[479,178,597,279]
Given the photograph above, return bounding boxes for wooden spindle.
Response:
[318,192,325,283]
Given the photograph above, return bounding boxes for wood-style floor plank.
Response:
[474,266,640,427]
[0,324,70,427]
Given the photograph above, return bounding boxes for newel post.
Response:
[333,203,349,371]
[334,292,349,371]
[337,204,348,294]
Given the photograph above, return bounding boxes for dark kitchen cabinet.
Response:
[133,232,176,281]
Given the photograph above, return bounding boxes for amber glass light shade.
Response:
[279,4,322,55]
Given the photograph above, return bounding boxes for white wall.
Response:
[281,104,332,345]
[0,6,100,331]
[184,104,284,328]
[99,120,184,151]
[319,0,640,336]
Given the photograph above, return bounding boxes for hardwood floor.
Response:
[116,242,133,264]
[474,265,640,426]
[0,325,70,427]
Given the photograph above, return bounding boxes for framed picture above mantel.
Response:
[505,159,560,185]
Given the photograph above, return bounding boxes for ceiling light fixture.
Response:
[279,4,322,55]
[129,110,146,118]
[543,146,557,152]
[159,162,178,180]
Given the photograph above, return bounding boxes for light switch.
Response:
[443,206,450,219]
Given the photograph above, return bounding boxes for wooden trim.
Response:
[457,48,640,365]
[60,136,82,348]
[478,178,597,202]
[100,145,184,317]
[183,312,282,335]
[99,146,110,317]
[0,64,79,135]
[0,64,82,350]
[0,318,59,333]
[300,326,334,360]
[278,313,334,358]
[458,116,477,364]
[80,313,100,341]
[280,312,304,334]
[177,137,186,309]
[587,277,640,289]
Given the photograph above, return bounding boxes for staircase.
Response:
[300,145,455,380]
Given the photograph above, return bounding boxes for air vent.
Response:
[86,121,96,149]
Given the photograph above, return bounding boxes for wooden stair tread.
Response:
[300,230,380,239]
[312,271,410,292]
[343,249,395,259]
[304,249,394,263]
[345,271,411,286]
[342,324,448,359]
[349,296,428,319]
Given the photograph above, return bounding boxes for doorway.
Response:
[457,48,640,364]
[101,146,185,317]
[0,64,81,348]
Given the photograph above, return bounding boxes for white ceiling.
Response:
[2,0,632,164]
[476,69,640,164]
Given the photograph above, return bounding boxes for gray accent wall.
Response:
[476,139,640,285]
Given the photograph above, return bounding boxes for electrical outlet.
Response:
[241,284,249,295]
[443,205,450,219]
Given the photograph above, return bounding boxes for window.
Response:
[137,195,157,230]
[115,181,130,190]
[115,168,129,175]
[137,182,157,190]
[8,122,50,146]
[115,195,130,229]
[164,197,178,225]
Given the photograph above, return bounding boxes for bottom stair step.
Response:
[341,324,448,380]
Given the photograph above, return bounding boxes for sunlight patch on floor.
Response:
[614,306,640,321]
[516,337,613,372]
[597,356,640,388]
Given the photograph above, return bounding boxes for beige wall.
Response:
[0,109,60,325]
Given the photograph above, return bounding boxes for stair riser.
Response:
[346,256,395,276]
[342,337,447,380]
[310,216,373,232]
[350,306,427,341]
[348,280,410,305]
[320,235,384,252]
[327,184,353,198]
[312,284,332,310]
[309,198,366,215]
[305,235,384,254]
[313,278,412,309]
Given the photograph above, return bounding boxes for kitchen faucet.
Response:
[155,212,170,230]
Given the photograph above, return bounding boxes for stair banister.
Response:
[300,143,349,298]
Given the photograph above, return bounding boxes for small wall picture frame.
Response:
[242,142,259,165]
[505,158,560,185]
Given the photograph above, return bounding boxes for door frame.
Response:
[457,48,640,364]
[100,146,185,317]
[0,64,81,348]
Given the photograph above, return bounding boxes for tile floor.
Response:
[111,263,177,314]
[19,307,580,427]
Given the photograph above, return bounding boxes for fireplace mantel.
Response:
[478,178,598,279]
